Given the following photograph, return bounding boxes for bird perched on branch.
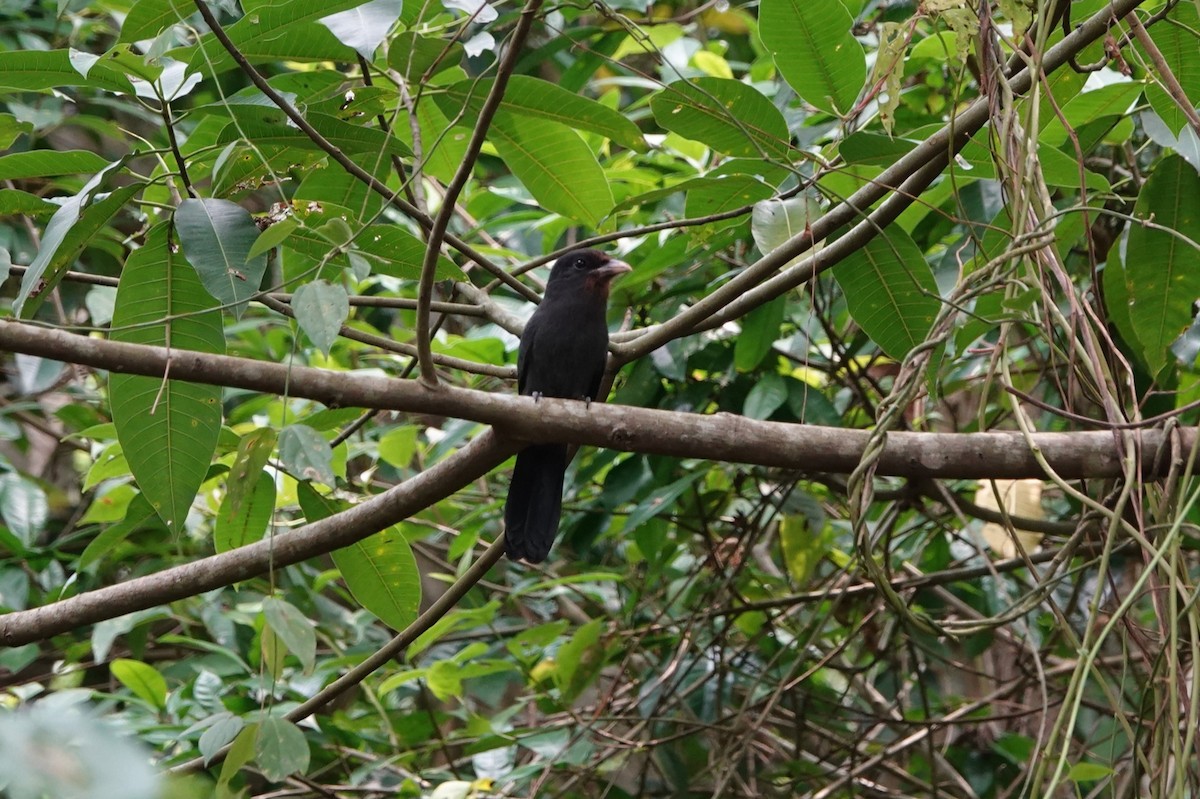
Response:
[504,249,632,562]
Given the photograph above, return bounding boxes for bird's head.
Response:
[545,249,632,300]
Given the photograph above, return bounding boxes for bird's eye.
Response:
[573,258,586,269]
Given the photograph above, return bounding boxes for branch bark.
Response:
[1,319,1190,481]
[0,430,518,646]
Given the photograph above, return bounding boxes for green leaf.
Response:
[333,527,421,632]
[651,78,791,159]
[758,0,864,115]
[280,424,335,485]
[1068,762,1114,782]
[387,32,464,82]
[554,618,603,703]
[120,0,196,42]
[214,112,412,158]
[254,716,309,783]
[0,149,110,180]
[752,195,821,266]
[79,493,166,571]
[218,724,258,790]
[109,225,225,531]
[199,713,245,767]
[15,170,142,319]
[620,472,701,535]
[1138,0,1200,137]
[214,470,276,552]
[735,295,786,371]
[378,426,418,468]
[834,227,940,360]
[110,658,168,709]
[297,483,421,632]
[0,189,55,217]
[0,474,48,547]
[743,371,787,419]
[488,115,614,227]
[181,0,373,74]
[317,0,403,59]
[1125,154,1200,376]
[291,279,349,355]
[248,217,299,260]
[175,197,269,318]
[262,597,316,673]
[779,513,830,583]
[438,76,646,152]
[0,50,135,93]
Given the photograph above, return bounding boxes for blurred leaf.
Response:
[553,618,603,703]
[291,279,349,355]
[15,174,142,319]
[255,716,310,782]
[735,295,786,371]
[198,712,245,766]
[0,474,48,546]
[0,149,109,179]
[262,597,316,673]
[280,424,335,485]
[439,76,646,152]
[743,371,788,419]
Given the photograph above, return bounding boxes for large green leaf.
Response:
[0,150,110,180]
[650,78,791,159]
[120,0,196,42]
[175,198,269,318]
[0,50,134,93]
[438,76,646,152]
[1125,155,1200,377]
[834,227,940,360]
[297,484,420,632]
[109,225,225,531]
[758,0,865,116]
[1139,0,1200,137]
[488,115,614,227]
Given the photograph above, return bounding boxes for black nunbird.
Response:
[504,249,632,562]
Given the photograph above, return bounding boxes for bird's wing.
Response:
[587,358,605,403]
[516,313,540,395]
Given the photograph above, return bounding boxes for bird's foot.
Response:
[532,391,543,403]
[584,396,593,409]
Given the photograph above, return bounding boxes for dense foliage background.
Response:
[2,0,1200,796]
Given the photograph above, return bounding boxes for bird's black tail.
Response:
[504,444,567,562]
